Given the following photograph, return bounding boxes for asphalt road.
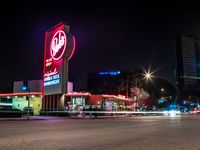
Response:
[0,115,200,150]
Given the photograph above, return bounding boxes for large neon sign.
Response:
[43,22,76,95]
[68,36,76,60]
[50,30,67,61]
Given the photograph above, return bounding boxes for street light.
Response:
[145,73,151,79]
[161,88,165,92]
[143,65,159,78]
[142,66,159,86]
[143,70,153,82]
[142,67,157,110]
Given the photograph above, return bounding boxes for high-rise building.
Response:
[176,35,200,97]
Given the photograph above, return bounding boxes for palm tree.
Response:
[118,69,145,97]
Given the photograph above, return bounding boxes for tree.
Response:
[130,87,149,106]
[139,88,149,104]
[118,69,145,97]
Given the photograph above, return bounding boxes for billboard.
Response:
[43,23,75,95]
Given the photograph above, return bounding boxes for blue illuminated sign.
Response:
[21,86,28,91]
[98,71,120,76]
[44,74,60,86]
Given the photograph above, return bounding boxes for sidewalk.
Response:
[0,116,68,121]
[0,114,132,121]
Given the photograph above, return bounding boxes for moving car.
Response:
[190,109,200,114]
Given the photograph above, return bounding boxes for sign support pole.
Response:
[27,87,30,120]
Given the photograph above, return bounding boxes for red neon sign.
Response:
[68,35,76,60]
[50,30,67,61]
[44,68,58,77]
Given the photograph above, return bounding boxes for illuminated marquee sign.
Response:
[43,22,75,95]
[44,74,60,86]
[44,68,60,86]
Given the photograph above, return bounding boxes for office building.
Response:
[176,35,200,96]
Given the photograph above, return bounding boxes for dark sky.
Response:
[1,0,200,91]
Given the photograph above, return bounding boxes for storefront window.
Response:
[72,97,86,111]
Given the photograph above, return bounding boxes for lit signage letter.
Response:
[44,79,60,86]
[98,71,120,76]
[53,74,59,80]
[44,68,58,77]
[44,74,60,86]
[50,30,67,61]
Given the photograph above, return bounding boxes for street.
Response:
[0,115,200,150]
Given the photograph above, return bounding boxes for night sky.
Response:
[1,1,200,91]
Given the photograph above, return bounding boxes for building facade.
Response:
[0,80,73,115]
[87,70,123,95]
[176,35,200,97]
[0,80,43,115]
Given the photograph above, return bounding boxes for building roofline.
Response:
[0,92,42,97]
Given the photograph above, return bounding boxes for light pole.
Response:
[133,75,140,111]
[144,72,152,86]
[135,78,138,110]
[21,81,30,120]
[143,68,154,110]
[27,87,30,120]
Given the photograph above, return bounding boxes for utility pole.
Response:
[22,80,30,120]
[26,87,30,120]
[135,78,140,111]
[126,78,129,98]
[26,96,29,120]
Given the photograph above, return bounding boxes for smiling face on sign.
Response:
[50,30,67,61]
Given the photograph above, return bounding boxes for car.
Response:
[190,109,200,114]
[22,107,34,116]
[180,106,190,113]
